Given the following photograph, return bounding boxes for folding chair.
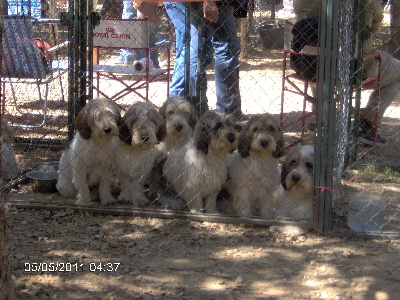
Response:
[92,18,171,104]
[1,16,69,128]
[280,48,317,139]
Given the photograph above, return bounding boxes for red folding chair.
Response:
[280,49,317,140]
[92,18,171,105]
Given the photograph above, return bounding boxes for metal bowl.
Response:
[37,161,59,172]
[26,163,59,193]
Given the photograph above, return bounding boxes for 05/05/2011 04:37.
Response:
[24,262,121,273]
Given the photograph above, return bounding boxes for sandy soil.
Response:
[5,204,400,300]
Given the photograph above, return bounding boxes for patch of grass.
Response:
[352,163,400,182]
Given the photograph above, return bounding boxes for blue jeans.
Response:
[165,2,241,115]
[120,1,160,68]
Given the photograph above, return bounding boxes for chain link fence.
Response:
[1,0,399,237]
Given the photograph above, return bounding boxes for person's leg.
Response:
[120,1,137,64]
[208,5,241,117]
[364,51,400,120]
[149,22,160,68]
[360,51,400,146]
[164,2,199,97]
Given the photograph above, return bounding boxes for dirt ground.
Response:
[4,204,400,300]
[3,28,400,300]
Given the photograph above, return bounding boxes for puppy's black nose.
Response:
[261,140,269,148]
[227,132,235,143]
[175,124,183,132]
[292,174,301,183]
[141,135,149,142]
[104,127,112,133]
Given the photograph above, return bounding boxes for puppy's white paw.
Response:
[75,195,90,206]
[118,192,132,204]
[131,195,150,207]
[206,208,220,215]
[157,195,185,211]
[100,195,115,206]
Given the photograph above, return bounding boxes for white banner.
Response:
[92,19,149,49]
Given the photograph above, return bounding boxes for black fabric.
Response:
[291,17,319,52]
[290,53,318,82]
[290,17,319,82]
[217,0,248,18]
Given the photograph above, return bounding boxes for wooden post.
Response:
[240,19,246,60]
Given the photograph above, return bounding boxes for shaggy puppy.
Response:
[114,101,163,206]
[56,99,122,205]
[227,114,285,218]
[276,144,315,220]
[1,120,22,180]
[163,111,239,214]
[157,96,197,158]
[149,96,197,210]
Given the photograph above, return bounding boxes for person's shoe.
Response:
[358,119,388,147]
[155,34,172,47]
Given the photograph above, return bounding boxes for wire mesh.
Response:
[1,0,399,238]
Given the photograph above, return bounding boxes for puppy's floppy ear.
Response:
[234,122,243,133]
[189,111,197,131]
[149,108,165,142]
[158,100,168,119]
[272,135,285,158]
[118,119,132,145]
[238,128,251,158]
[117,115,124,129]
[157,121,166,142]
[75,105,91,140]
[281,163,289,190]
[194,122,210,154]
[187,103,198,130]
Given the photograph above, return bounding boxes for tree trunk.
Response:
[385,0,400,59]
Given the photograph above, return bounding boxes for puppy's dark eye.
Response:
[268,125,276,133]
[252,127,258,133]
[290,159,297,166]
[168,110,175,116]
[306,162,313,170]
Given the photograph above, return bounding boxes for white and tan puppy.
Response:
[147,97,196,210]
[227,114,285,218]
[276,144,315,220]
[56,99,122,205]
[1,120,22,180]
[156,96,197,159]
[163,111,239,214]
[114,101,163,206]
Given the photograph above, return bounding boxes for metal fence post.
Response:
[315,0,341,234]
